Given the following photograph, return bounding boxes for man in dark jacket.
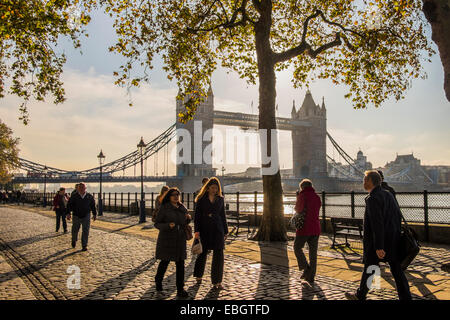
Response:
[346,170,411,300]
[67,182,96,251]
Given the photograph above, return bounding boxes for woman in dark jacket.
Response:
[53,187,69,233]
[193,177,228,290]
[154,187,191,298]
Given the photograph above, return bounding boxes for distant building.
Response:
[384,153,434,186]
[328,150,372,179]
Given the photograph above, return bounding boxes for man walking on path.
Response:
[67,183,97,251]
[346,170,411,300]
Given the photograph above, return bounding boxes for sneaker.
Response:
[176,290,189,298]
[71,241,76,248]
[345,292,359,300]
[82,247,88,251]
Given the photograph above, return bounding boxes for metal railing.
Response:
[18,190,450,241]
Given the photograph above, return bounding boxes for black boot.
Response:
[176,289,189,298]
[155,279,163,292]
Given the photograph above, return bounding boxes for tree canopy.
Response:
[0,120,20,185]
[103,0,434,123]
[0,0,94,124]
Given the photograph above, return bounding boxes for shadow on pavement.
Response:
[301,282,326,300]
[255,241,290,299]
[141,257,196,300]
[83,258,157,300]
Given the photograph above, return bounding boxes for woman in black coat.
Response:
[154,187,191,298]
[193,177,228,290]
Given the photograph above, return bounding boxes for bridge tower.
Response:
[291,90,327,178]
[175,85,216,179]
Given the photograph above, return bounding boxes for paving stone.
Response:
[0,205,448,300]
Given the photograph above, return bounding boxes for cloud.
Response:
[0,68,177,171]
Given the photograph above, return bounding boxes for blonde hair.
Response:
[195,177,223,202]
[364,170,382,186]
[299,179,313,190]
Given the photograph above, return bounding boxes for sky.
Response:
[1,8,449,179]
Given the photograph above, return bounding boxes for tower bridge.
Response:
[12,86,424,192]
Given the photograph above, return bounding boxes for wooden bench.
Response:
[331,217,363,249]
[225,204,250,236]
[33,197,43,207]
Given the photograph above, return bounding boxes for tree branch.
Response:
[252,0,262,14]
[307,32,342,58]
[186,0,254,32]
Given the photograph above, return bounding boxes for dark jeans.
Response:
[357,255,412,300]
[72,214,90,248]
[155,260,185,291]
[56,212,67,232]
[194,249,224,284]
[294,235,319,282]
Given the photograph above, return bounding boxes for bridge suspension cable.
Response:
[16,123,177,176]
[326,132,365,177]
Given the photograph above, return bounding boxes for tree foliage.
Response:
[0,0,95,124]
[0,120,20,185]
[103,0,434,122]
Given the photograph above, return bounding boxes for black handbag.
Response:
[398,211,420,270]
[290,196,307,230]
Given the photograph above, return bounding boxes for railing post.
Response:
[254,191,258,229]
[109,193,111,211]
[151,192,154,211]
[424,190,429,242]
[351,191,355,218]
[236,191,240,233]
[120,192,124,213]
[187,193,190,209]
[181,192,185,204]
[128,192,130,213]
[322,191,326,232]
[193,192,197,211]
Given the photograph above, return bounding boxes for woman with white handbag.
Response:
[193,177,228,290]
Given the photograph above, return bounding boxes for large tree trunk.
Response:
[423,0,450,102]
[251,1,287,242]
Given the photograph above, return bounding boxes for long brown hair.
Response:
[194,177,223,202]
[157,185,169,203]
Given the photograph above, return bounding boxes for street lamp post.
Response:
[137,137,146,223]
[97,150,105,216]
[43,165,48,207]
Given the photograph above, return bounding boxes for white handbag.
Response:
[191,238,203,255]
